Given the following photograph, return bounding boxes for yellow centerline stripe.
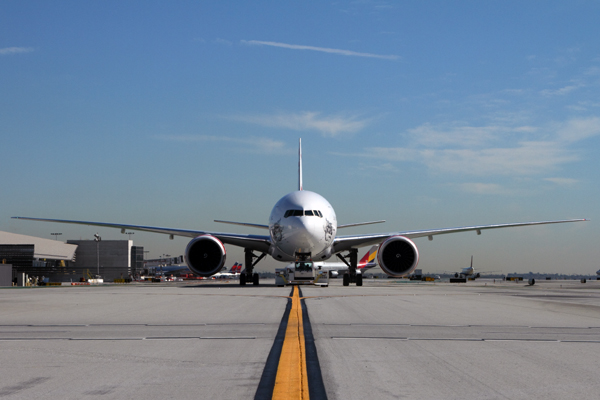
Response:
[272,286,309,399]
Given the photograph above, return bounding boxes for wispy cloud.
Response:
[544,177,579,185]
[154,135,287,153]
[214,38,232,46]
[241,40,399,60]
[417,141,577,176]
[342,117,599,179]
[229,111,370,137]
[555,117,600,142]
[407,123,502,148]
[0,47,34,55]
[459,182,506,195]
[365,141,576,176]
[358,162,399,173]
[540,84,583,97]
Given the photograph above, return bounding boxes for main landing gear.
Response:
[336,249,363,287]
[240,249,266,286]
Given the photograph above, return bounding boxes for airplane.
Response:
[453,256,499,280]
[153,264,189,276]
[212,262,242,279]
[12,139,587,287]
[455,256,480,279]
[309,245,379,278]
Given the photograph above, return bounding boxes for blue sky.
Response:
[1,1,598,274]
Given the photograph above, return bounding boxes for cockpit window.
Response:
[284,209,324,218]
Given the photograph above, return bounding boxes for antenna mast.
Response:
[298,138,303,191]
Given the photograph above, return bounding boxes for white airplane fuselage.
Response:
[268,190,337,262]
[460,266,475,276]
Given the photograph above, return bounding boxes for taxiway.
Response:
[1,279,599,399]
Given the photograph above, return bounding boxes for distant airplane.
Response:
[154,264,189,276]
[455,256,479,279]
[13,139,587,287]
[453,256,498,280]
[212,262,241,279]
[310,245,379,278]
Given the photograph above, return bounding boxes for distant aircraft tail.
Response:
[358,245,379,270]
[229,263,238,273]
[235,263,242,273]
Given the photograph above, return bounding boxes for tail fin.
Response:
[358,245,379,269]
[298,138,303,191]
[236,263,242,273]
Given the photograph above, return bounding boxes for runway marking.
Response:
[300,293,483,299]
[272,286,309,399]
[255,289,293,399]
[254,287,327,400]
[330,337,600,343]
[0,336,257,341]
[299,287,327,400]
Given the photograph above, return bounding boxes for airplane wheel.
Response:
[253,273,259,285]
[240,274,246,286]
[343,274,350,286]
[356,274,363,286]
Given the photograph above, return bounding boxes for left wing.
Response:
[333,219,587,253]
[11,217,272,253]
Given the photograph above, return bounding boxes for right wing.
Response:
[11,217,272,253]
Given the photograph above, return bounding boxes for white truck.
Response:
[275,261,329,287]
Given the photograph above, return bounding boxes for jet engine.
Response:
[377,236,419,277]
[184,235,226,277]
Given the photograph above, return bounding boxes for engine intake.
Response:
[377,236,419,277]
[185,235,226,277]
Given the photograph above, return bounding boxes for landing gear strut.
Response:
[240,249,266,286]
[336,249,362,286]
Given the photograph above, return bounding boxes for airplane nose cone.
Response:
[285,217,325,255]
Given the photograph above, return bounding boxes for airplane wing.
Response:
[333,219,587,253]
[11,217,272,253]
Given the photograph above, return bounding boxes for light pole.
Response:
[124,231,135,242]
[50,233,62,241]
[94,233,101,277]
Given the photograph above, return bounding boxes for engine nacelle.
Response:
[184,235,226,277]
[377,236,419,277]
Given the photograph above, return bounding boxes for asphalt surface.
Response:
[1,279,599,399]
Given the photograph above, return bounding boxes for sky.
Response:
[1,1,599,275]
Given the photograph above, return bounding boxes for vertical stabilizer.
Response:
[298,138,303,191]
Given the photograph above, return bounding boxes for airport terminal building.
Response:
[0,231,144,283]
